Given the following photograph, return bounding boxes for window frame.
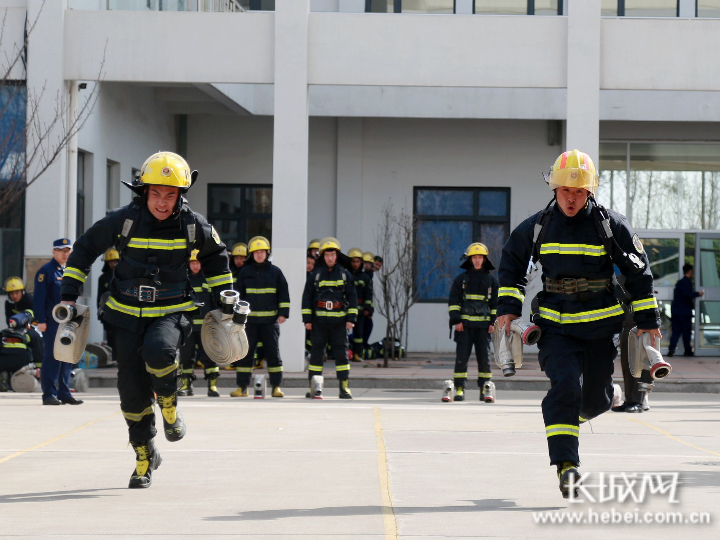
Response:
[413,186,511,303]
[206,183,273,248]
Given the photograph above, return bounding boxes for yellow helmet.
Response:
[319,237,341,254]
[308,239,320,250]
[248,236,270,253]
[547,149,599,195]
[189,249,200,262]
[3,276,25,293]
[362,251,375,263]
[465,243,489,257]
[231,243,248,257]
[348,248,363,259]
[104,248,120,262]
[132,151,193,191]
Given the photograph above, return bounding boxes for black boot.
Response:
[128,439,162,488]
[207,378,220,398]
[157,394,186,442]
[177,375,194,397]
[557,462,580,499]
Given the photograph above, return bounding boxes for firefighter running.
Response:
[496,149,661,499]
[60,151,233,488]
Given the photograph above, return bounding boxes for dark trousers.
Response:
[538,332,617,466]
[453,326,492,388]
[179,328,217,380]
[669,314,692,354]
[0,348,33,374]
[363,315,373,347]
[40,321,73,401]
[235,322,282,387]
[113,314,188,442]
[619,312,643,404]
[309,322,350,380]
[352,315,365,357]
[102,322,117,362]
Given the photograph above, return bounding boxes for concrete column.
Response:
[454,0,473,15]
[565,0,600,161]
[678,0,695,18]
[25,0,69,261]
[272,0,310,374]
[335,118,363,248]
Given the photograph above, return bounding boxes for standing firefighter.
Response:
[230,242,248,289]
[231,236,290,398]
[302,237,358,399]
[178,249,219,397]
[361,251,376,352]
[448,243,498,402]
[60,151,233,488]
[347,248,372,361]
[496,149,660,499]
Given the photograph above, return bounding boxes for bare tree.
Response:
[0,1,104,217]
[373,203,455,367]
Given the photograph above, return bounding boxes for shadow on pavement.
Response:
[0,488,121,504]
[204,498,565,521]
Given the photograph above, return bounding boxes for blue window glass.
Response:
[478,190,508,217]
[1,83,27,284]
[416,190,473,216]
[417,221,473,301]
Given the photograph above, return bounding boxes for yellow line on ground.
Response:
[373,407,399,540]
[0,412,120,465]
[626,417,720,458]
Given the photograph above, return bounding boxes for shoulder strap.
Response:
[531,199,555,264]
[590,201,616,263]
[115,203,142,255]
[180,206,196,257]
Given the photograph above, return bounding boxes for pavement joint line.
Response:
[373,407,400,540]
[625,416,720,458]
[0,411,120,465]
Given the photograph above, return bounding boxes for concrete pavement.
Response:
[0,388,719,539]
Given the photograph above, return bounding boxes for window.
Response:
[623,0,678,17]
[0,82,26,284]
[77,152,86,235]
[246,0,275,10]
[474,0,561,15]
[207,184,272,249]
[697,0,720,17]
[414,187,510,301]
[598,142,720,230]
[106,160,121,214]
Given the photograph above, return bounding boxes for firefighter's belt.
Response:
[118,286,185,303]
[317,301,344,310]
[545,277,611,294]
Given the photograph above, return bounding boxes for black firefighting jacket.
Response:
[497,199,660,339]
[189,271,213,331]
[61,197,232,331]
[302,258,358,324]
[236,257,290,325]
[350,267,374,316]
[448,267,498,329]
[5,292,34,326]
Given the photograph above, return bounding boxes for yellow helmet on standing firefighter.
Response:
[3,276,25,293]
[104,248,120,262]
[189,249,200,262]
[308,239,321,251]
[461,242,494,270]
[547,149,599,195]
[231,243,248,257]
[248,236,270,253]
[319,237,341,254]
[348,248,363,259]
[362,251,375,263]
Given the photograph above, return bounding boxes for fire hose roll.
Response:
[628,327,672,380]
[493,318,541,377]
[201,291,251,366]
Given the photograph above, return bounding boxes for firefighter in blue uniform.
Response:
[302,237,358,399]
[178,249,219,397]
[496,149,661,499]
[34,238,82,406]
[231,236,290,398]
[60,151,233,488]
[347,248,372,361]
[447,242,498,402]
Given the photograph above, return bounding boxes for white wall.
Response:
[0,4,27,80]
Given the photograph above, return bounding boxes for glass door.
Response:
[636,231,684,353]
[695,233,720,356]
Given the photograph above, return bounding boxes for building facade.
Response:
[2,0,720,370]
